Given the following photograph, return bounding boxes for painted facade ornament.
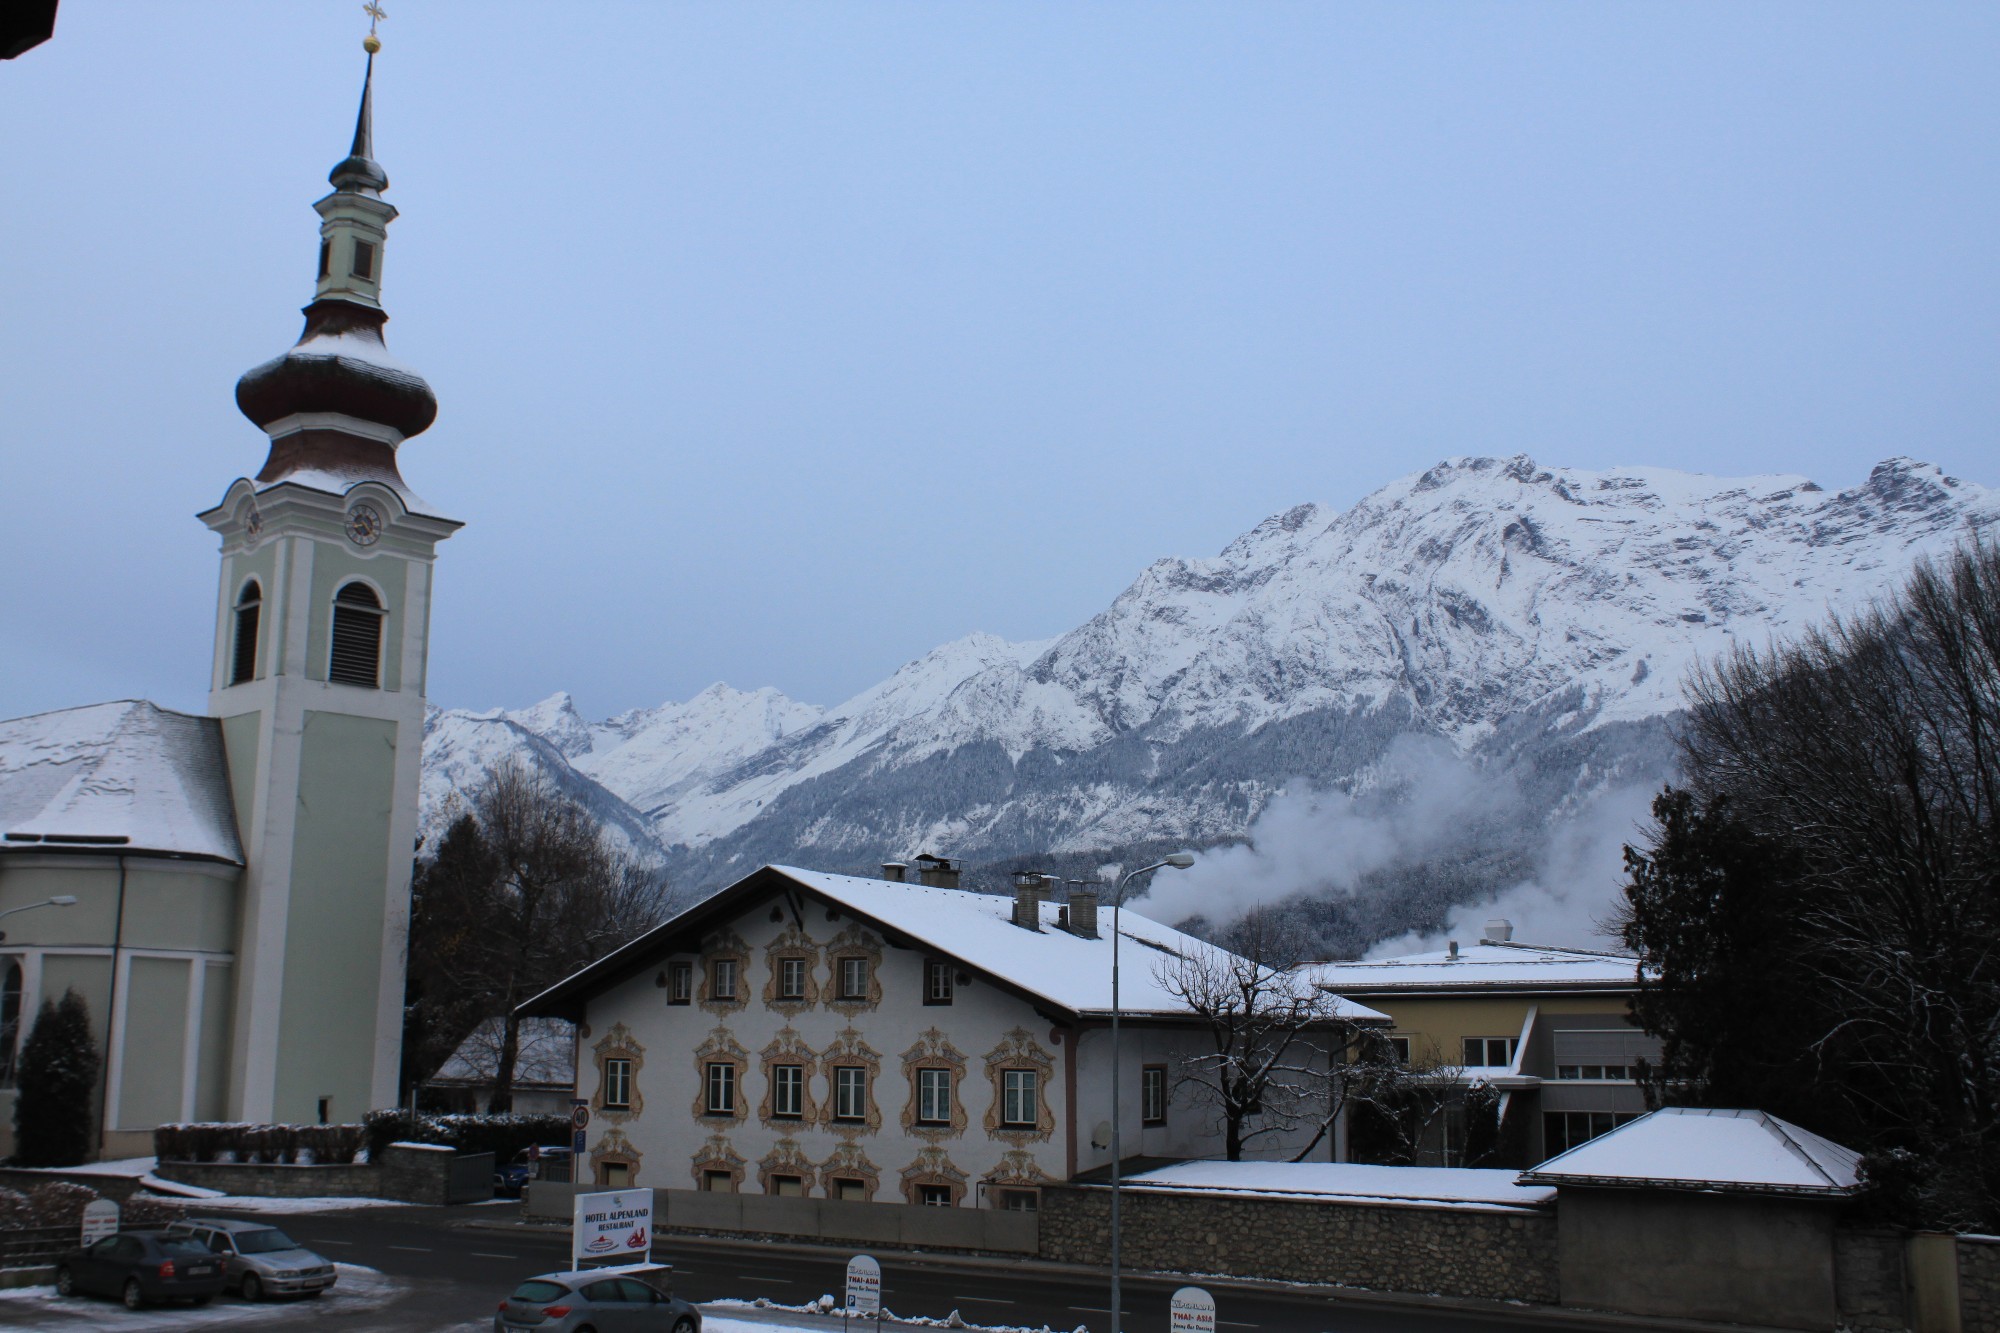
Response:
[824,923,885,1016]
[698,929,752,1015]
[761,923,824,1012]
[757,1137,817,1195]
[900,1027,969,1141]
[818,1141,881,1201]
[588,1125,642,1186]
[816,1026,883,1137]
[691,1026,751,1124]
[757,1026,822,1128]
[591,1021,646,1125]
[982,1027,1057,1143]
[690,1131,746,1192]
[898,1145,969,1207]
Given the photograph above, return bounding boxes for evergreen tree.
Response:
[12,990,101,1167]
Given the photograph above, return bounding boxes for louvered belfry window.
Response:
[230,581,262,686]
[329,582,384,687]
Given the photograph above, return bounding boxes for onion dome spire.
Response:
[235,33,437,491]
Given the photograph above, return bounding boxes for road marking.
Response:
[1219,1323,1259,1329]
[305,1238,354,1246]
[387,1245,433,1252]
[471,1252,519,1260]
[1068,1308,1131,1315]
[739,1273,799,1282]
[955,1296,1016,1305]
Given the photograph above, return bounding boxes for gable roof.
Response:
[0,701,244,865]
[521,864,1390,1027]
[1303,940,1643,996]
[427,1017,575,1090]
[1519,1107,1862,1197]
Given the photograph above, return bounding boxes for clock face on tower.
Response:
[345,503,384,547]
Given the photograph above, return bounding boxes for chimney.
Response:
[916,854,959,889]
[881,862,908,883]
[1065,882,1100,939]
[1447,940,1459,960]
[1011,871,1051,931]
[1481,918,1513,944]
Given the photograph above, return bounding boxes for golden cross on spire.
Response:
[362,2,387,53]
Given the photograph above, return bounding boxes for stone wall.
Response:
[156,1146,492,1205]
[1960,1235,2000,1333]
[1037,1184,1558,1305]
[1834,1230,1908,1332]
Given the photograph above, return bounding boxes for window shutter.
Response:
[329,584,384,687]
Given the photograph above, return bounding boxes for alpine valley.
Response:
[422,456,1997,954]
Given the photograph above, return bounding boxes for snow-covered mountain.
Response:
[423,456,1996,938]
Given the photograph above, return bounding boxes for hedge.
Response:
[360,1110,569,1164]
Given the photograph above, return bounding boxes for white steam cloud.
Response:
[1129,734,1658,954]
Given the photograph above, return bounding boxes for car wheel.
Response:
[673,1319,696,1333]
[54,1267,74,1297]
[122,1279,145,1311]
[242,1274,263,1302]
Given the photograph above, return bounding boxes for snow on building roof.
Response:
[0,701,243,865]
[1302,940,1644,995]
[521,864,1391,1026]
[1519,1107,1862,1197]
[428,1017,576,1089]
[1119,1160,1555,1213]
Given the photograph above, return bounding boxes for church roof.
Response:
[0,701,244,866]
[1519,1107,1862,1197]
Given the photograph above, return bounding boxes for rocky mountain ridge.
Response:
[422,455,1995,946]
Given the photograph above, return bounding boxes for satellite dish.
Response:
[1091,1120,1112,1150]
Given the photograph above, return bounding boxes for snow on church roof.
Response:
[1520,1107,1862,1196]
[522,864,1391,1025]
[0,701,243,865]
[1302,940,1644,994]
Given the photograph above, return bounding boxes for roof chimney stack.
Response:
[1064,881,1100,939]
[915,854,959,889]
[881,862,908,883]
[1447,940,1459,960]
[1481,919,1513,944]
[1011,871,1052,931]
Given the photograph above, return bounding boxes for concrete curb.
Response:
[445,1219,1796,1333]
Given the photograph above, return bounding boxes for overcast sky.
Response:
[4,3,1996,723]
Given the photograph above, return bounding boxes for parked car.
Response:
[165,1216,338,1300]
[496,1145,576,1197]
[495,1267,699,1333]
[55,1230,226,1310]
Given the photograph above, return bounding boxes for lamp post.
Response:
[0,895,77,943]
[1107,852,1193,1333]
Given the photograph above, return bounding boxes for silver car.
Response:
[495,1266,699,1333]
[165,1218,338,1300]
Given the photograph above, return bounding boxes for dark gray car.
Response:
[166,1217,338,1300]
[495,1266,699,1333]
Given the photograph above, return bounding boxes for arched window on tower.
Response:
[329,582,385,688]
[230,581,262,686]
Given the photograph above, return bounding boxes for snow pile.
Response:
[709,1303,1087,1333]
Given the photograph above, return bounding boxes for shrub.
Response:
[362,1110,568,1163]
[26,1181,100,1228]
[297,1124,364,1165]
[121,1194,187,1226]
[0,1187,32,1230]
[12,991,102,1167]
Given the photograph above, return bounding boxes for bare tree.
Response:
[1622,537,2000,1228]
[1154,910,1408,1161]
[405,759,671,1111]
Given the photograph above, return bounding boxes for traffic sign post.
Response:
[570,1098,590,1157]
[1170,1286,1215,1333]
[845,1253,881,1333]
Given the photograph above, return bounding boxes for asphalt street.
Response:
[0,1201,1643,1333]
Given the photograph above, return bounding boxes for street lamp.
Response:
[0,895,76,943]
[1108,852,1193,1333]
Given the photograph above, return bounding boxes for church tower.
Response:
[198,44,460,1123]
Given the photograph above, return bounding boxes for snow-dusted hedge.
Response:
[0,1182,185,1231]
[361,1110,568,1164]
[154,1122,366,1165]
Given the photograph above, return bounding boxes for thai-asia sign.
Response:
[79,1200,119,1246]
[845,1254,882,1315]
[1170,1286,1216,1333]
[571,1189,652,1270]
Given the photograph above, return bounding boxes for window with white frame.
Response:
[777,957,807,1001]
[710,958,739,1001]
[772,1064,804,1118]
[705,1061,736,1115]
[666,961,693,1005]
[916,1068,952,1125]
[923,960,953,1005]
[833,1066,867,1122]
[602,1058,632,1110]
[917,1183,952,1207]
[1141,1065,1167,1125]
[838,956,869,1001]
[1001,1069,1038,1127]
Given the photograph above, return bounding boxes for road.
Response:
[0,1201,1628,1333]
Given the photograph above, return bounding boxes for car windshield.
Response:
[512,1280,571,1303]
[161,1239,211,1259]
[231,1228,298,1255]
